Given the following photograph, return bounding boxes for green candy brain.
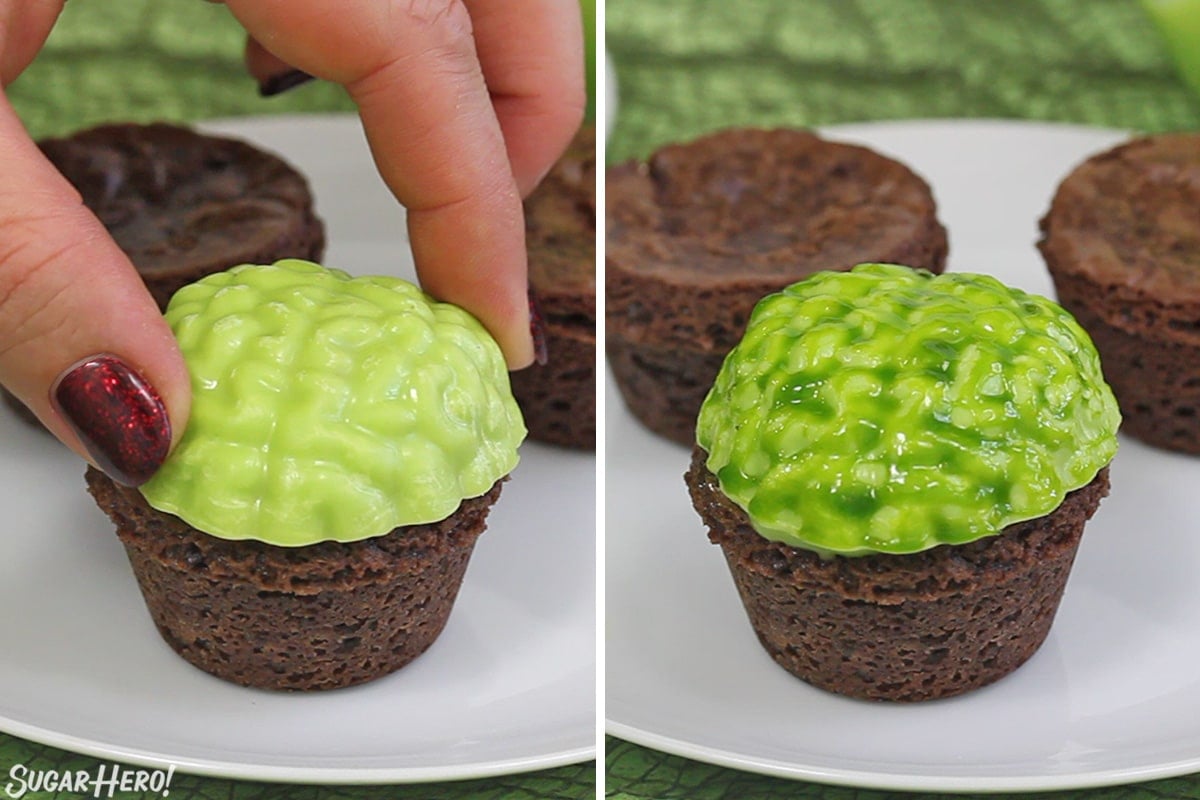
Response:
[696,263,1120,556]
[140,259,526,546]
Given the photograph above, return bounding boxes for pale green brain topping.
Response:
[696,263,1120,556]
[140,259,525,546]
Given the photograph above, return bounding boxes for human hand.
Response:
[234,0,587,368]
[0,0,583,487]
[0,1,189,486]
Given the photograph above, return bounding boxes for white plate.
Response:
[0,115,595,784]
[605,119,1200,792]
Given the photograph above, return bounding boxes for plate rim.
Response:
[603,117,1200,792]
[604,720,1197,793]
[3,715,595,785]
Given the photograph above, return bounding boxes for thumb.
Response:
[0,95,189,486]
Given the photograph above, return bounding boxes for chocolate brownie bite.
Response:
[689,265,1119,702]
[40,122,325,307]
[687,451,1108,702]
[606,128,947,445]
[509,125,596,449]
[88,467,502,691]
[1039,132,1200,454]
[87,260,526,691]
[4,122,325,427]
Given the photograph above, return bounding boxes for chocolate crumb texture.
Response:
[511,125,597,449]
[87,467,503,691]
[1039,132,1200,454]
[606,127,947,445]
[686,449,1110,701]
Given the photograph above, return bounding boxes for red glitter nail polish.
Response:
[51,355,171,487]
[529,289,549,366]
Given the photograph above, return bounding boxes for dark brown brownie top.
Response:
[606,128,947,350]
[1039,133,1200,300]
[607,128,943,287]
[525,125,595,325]
[39,122,318,280]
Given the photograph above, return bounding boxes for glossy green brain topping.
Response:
[696,263,1120,556]
[140,259,525,546]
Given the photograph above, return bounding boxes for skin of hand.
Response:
[0,0,584,486]
[231,0,586,367]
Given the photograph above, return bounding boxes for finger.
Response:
[243,35,292,83]
[222,0,534,368]
[463,0,585,197]
[0,0,65,85]
[243,36,315,96]
[0,93,190,485]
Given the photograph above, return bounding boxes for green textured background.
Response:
[0,2,594,799]
[7,1,354,137]
[607,0,1200,162]
[606,0,1200,799]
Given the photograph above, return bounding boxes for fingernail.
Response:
[529,289,549,366]
[258,69,315,97]
[51,355,171,487]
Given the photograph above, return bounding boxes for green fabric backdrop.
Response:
[0,2,594,799]
[606,0,1200,163]
[606,0,1200,798]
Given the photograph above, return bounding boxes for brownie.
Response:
[4,122,326,427]
[607,128,948,446]
[87,467,502,691]
[1039,133,1200,454]
[686,449,1109,702]
[41,122,325,307]
[509,125,596,449]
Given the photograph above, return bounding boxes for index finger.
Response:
[222,0,533,368]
